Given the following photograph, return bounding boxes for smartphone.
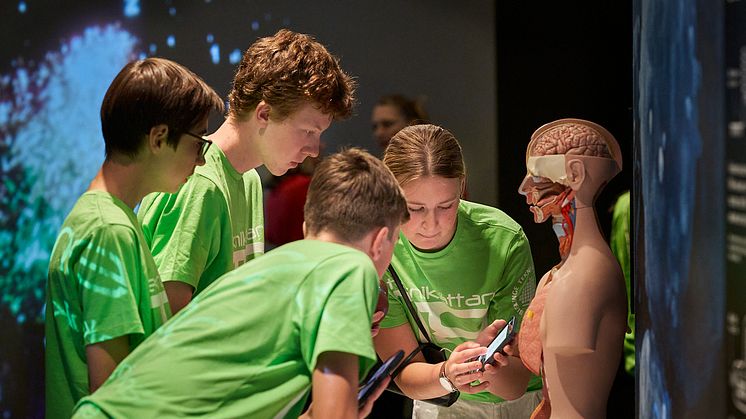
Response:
[358,350,404,408]
[479,317,516,368]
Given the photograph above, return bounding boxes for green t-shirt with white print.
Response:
[380,200,542,403]
[73,240,379,419]
[138,145,264,294]
[45,191,171,419]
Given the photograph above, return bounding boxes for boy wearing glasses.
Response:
[137,29,356,314]
[45,57,224,418]
[73,149,408,418]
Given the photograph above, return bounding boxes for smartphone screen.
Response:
[358,350,404,407]
[480,317,515,365]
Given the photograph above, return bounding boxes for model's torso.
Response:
[540,251,627,418]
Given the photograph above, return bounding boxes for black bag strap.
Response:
[387,265,434,344]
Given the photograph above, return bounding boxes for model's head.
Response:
[518,118,622,223]
[228,29,356,122]
[384,124,464,251]
[518,118,621,257]
[100,57,223,160]
[372,94,429,150]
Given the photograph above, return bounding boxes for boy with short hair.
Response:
[45,57,224,418]
[72,148,410,418]
[138,29,356,314]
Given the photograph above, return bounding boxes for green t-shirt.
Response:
[138,145,264,294]
[45,191,171,419]
[73,240,380,418]
[380,200,542,403]
[610,190,634,375]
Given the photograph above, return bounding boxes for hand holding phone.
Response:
[478,317,515,368]
[358,350,404,408]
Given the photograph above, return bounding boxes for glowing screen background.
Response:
[0,2,497,416]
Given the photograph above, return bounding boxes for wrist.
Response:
[438,361,457,392]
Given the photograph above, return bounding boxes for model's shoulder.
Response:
[551,259,623,302]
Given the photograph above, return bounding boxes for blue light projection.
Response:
[229,48,242,64]
[0,25,137,324]
[210,44,220,64]
[1,3,289,330]
[123,0,140,18]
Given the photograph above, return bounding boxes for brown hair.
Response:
[375,94,429,124]
[304,148,409,242]
[100,57,223,159]
[228,29,356,121]
[383,124,466,187]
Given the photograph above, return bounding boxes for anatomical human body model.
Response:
[517,118,627,419]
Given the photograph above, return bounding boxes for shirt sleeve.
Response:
[488,229,536,330]
[297,256,379,379]
[138,178,226,289]
[76,225,146,345]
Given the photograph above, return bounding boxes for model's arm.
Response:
[476,320,532,400]
[85,335,129,393]
[298,351,386,419]
[164,281,195,314]
[374,324,487,400]
[544,268,610,353]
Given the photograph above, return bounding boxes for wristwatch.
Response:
[438,362,458,393]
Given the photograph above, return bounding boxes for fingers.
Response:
[452,368,485,388]
[370,311,385,337]
[372,310,385,323]
[482,356,508,375]
[451,342,484,359]
[358,376,390,418]
[503,340,520,357]
[446,342,488,388]
[476,319,509,346]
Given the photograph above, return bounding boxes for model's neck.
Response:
[568,205,605,254]
[210,116,261,173]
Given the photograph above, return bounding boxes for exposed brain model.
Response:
[528,118,620,162]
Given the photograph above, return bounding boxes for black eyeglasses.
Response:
[184,132,213,158]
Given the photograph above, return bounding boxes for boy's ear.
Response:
[255,101,272,128]
[148,124,169,152]
[302,221,307,238]
[369,226,390,260]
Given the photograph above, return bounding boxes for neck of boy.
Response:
[211,116,262,173]
[305,231,370,255]
[88,159,151,209]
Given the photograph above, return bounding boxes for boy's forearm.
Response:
[311,352,359,419]
[85,335,130,393]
